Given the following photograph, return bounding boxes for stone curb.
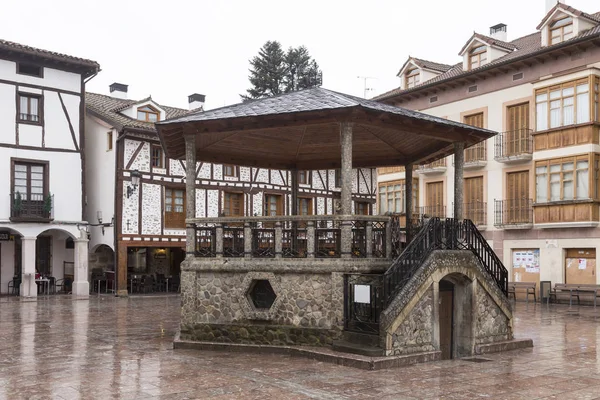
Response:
[475,338,534,354]
[173,331,441,370]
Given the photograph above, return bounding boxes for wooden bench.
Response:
[508,282,536,303]
[548,283,600,307]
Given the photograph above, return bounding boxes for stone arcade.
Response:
[156,87,531,363]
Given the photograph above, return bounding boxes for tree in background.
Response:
[242,41,322,101]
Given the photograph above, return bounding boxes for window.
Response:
[264,194,283,216]
[18,93,41,124]
[378,179,418,214]
[334,169,341,187]
[464,113,486,162]
[107,131,113,151]
[355,201,370,215]
[17,63,42,78]
[165,188,185,228]
[535,156,590,202]
[298,197,313,215]
[11,160,49,219]
[549,16,573,45]
[536,78,590,131]
[137,105,159,122]
[223,192,244,216]
[224,164,238,178]
[298,170,310,185]
[469,44,487,70]
[406,67,420,89]
[151,145,163,168]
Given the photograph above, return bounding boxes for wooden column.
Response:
[185,134,197,257]
[405,163,413,243]
[454,142,465,221]
[291,169,298,216]
[340,122,353,215]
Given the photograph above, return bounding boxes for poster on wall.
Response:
[513,249,540,273]
[578,258,587,270]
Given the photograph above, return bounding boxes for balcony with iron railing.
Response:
[464,142,487,168]
[417,158,447,174]
[463,201,487,227]
[494,198,533,229]
[494,129,533,163]
[9,193,54,222]
[192,215,393,263]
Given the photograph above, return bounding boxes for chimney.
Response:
[490,23,508,42]
[188,93,205,110]
[546,0,564,13]
[109,82,128,99]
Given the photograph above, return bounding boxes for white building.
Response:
[375,1,600,291]
[0,39,99,297]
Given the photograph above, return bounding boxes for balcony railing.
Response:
[419,205,446,218]
[464,201,487,226]
[494,199,533,227]
[192,215,392,260]
[10,193,54,221]
[464,142,486,164]
[418,159,447,173]
[494,129,533,161]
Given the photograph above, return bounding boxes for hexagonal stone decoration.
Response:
[248,279,277,309]
[239,272,282,320]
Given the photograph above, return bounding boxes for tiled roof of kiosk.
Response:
[158,86,494,134]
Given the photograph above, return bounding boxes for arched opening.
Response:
[35,228,77,295]
[438,273,474,359]
[89,244,116,293]
[0,227,23,296]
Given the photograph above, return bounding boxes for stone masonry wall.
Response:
[390,285,435,355]
[474,283,510,345]
[179,268,345,346]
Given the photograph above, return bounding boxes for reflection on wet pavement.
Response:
[1,296,600,399]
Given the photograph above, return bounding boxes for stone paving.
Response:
[1,296,600,400]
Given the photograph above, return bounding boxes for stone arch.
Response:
[381,251,513,358]
[91,243,114,253]
[88,244,115,276]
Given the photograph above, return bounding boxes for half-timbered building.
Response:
[0,39,99,297]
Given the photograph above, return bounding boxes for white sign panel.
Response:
[354,285,371,304]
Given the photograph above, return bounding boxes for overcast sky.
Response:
[3,0,598,110]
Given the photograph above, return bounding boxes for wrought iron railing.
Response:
[419,205,446,218]
[465,142,486,163]
[191,215,392,260]
[10,193,53,221]
[464,201,487,226]
[382,218,508,308]
[494,199,533,226]
[418,158,447,171]
[494,129,533,160]
[195,226,216,257]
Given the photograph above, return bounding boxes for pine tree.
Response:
[242,42,322,101]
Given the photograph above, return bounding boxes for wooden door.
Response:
[506,103,530,155]
[464,176,484,224]
[439,281,454,360]
[426,181,444,217]
[565,248,596,284]
[224,192,244,216]
[464,113,486,162]
[506,171,529,223]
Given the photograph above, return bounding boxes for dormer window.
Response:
[137,105,159,122]
[469,45,487,70]
[406,67,420,89]
[549,16,573,44]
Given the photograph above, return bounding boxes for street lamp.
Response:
[126,170,141,198]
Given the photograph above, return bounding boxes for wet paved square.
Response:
[1,296,600,399]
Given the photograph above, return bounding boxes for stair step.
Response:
[342,331,381,347]
[332,340,384,357]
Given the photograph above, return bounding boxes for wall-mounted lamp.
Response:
[127,170,141,199]
[89,211,115,235]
